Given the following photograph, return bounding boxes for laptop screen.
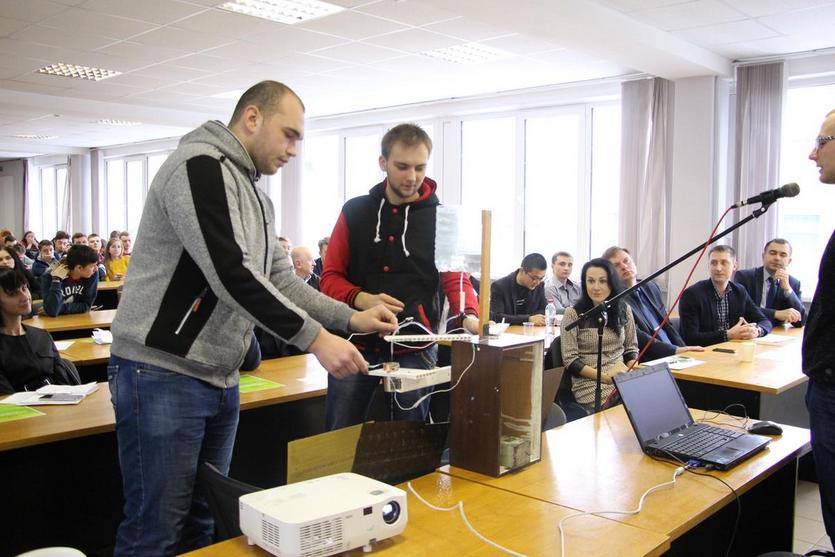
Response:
[614,363,694,444]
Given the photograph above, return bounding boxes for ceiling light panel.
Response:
[12,134,58,140]
[217,0,345,25]
[421,42,511,64]
[95,119,142,126]
[36,63,122,81]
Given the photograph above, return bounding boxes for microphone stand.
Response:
[564,200,776,413]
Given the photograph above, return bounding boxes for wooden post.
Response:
[479,209,491,337]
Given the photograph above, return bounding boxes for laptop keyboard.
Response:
[664,425,743,458]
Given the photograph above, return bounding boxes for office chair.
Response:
[548,336,588,422]
[543,403,567,430]
[197,462,261,542]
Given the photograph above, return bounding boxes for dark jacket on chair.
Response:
[734,266,805,327]
[679,279,772,346]
[489,270,547,325]
[623,280,686,360]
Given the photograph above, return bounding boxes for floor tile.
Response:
[797,515,828,544]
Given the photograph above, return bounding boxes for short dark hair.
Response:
[575,258,628,334]
[72,232,86,242]
[65,244,99,269]
[38,239,53,249]
[318,236,330,250]
[381,123,432,159]
[601,246,629,261]
[4,234,15,243]
[229,81,304,125]
[119,230,130,238]
[520,253,547,272]
[551,251,572,264]
[54,230,69,241]
[0,266,26,295]
[88,233,100,239]
[763,238,792,255]
[708,244,736,258]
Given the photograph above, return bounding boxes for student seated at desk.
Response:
[561,258,639,413]
[0,246,39,300]
[0,268,78,394]
[490,253,548,325]
[40,244,99,316]
[104,237,130,281]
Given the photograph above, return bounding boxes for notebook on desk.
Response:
[613,363,771,470]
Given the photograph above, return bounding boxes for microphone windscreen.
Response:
[782,183,800,197]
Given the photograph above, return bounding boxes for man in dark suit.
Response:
[679,245,772,346]
[490,253,548,325]
[603,246,703,360]
[734,238,805,327]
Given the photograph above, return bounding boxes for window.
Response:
[102,152,170,236]
[779,83,835,295]
[27,163,68,240]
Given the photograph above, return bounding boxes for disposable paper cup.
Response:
[739,342,755,363]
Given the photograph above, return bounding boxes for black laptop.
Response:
[613,363,771,470]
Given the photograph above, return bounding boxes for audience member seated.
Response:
[544,251,581,314]
[603,246,703,360]
[31,239,56,278]
[53,230,70,260]
[561,258,639,413]
[490,253,548,325]
[22,231,39,261]
[40,244,99,316]
[679,245,772,346]
[104,237,130,281]
[3,233,16,249]
[291,246,319,290]
[313,236,329,277]
[71,232,88,246]
[119,230,132,256]
[12,242,33,269]
[0,267,79,394]
[734,238,805,327]
[87,233,106,280]
[0,246,39,300]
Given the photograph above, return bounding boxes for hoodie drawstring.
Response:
[373,198,384,243]
[401,204,411,257]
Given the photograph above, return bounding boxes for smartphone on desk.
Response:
[712,347,736,354]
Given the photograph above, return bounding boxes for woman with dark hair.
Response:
[0,246,39,300]
[22,231,39,261]
[0,267,76,394]
[560,258,639,413]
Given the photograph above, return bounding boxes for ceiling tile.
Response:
[170,54,250,73]
[176,9,282,39]
[480,34,563,55]
[678,19,781,45]
[129,63,214,81]
[12,25,117,51]
[1,0,69,23]
[631,0,747,31]
[79,0,207,25]
[0,17,30,37]
[106,72,177,89]
[0,38,65,61]
[757,4,835,35]
[356,0,459,26]
[365,28,459,53]
[421,17,512,42]
[728,0,830,18]
[131,26,235,52]
[247,26,348,54]
[39,8,159,40]
[310,41,405,63]
[594,0,694,14]
[201,40,279,63]
[153,81,228,97]
[96,42,189,65]
[297,10,408,40]
[0,79,71,95]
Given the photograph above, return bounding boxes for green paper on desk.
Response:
[239,374,284,393]
[0,404,45,423]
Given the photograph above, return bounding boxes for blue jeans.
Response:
[807,379,835,539]
[108,355,240,556]
[326,346,438,430]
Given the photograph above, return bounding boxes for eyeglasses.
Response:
[815,135,835,150]
[525,271,546,283]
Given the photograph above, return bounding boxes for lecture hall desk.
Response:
[441,405,811,556]
[0,353,331,556]
[181,472,670,557]
[22,308,117,340]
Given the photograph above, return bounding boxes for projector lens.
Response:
[381,501,400,524]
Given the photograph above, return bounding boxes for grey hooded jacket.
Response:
[111,120,355,388]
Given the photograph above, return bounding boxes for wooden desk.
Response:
[0,354,331,555]
[181,472,670,557]
[442,406,810,555]
[97,280,123,291]
[23,309,117,339]
[95,280,123,309]
[60,337,111,366]
[672,327,808,426]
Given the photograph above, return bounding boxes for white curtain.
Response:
[733,62,784,269]
[619,77,675,288]
[60,156,72,232]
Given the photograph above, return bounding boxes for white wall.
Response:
[0,159,26,236]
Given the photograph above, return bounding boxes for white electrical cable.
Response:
[407,481,528,557]
[393,342,477,411]
[558,467,685,557]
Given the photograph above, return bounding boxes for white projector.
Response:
[239,472,407,557]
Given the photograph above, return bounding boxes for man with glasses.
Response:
[804,109,835,551]
[490,253,548,325]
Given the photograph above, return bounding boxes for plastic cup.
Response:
[739,342,755,363]
[523,322,535,335]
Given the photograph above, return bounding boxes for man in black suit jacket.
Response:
[679,245,772,346]
[490,253,548,325]
[604,246,702,360]
[734,238,805,327]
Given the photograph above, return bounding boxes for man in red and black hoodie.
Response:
[321,123,479,430]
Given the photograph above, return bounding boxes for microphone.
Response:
[733,183,800,208]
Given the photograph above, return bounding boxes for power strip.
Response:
[383,333,475,343]
[368,366,452,393]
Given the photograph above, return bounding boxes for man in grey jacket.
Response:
[108,81,396,556]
